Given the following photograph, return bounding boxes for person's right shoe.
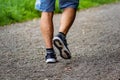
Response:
[45,53,57,63]
[53,33,71,59]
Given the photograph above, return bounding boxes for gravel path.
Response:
[0,3,120,80]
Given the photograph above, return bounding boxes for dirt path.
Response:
[0,3,120,80]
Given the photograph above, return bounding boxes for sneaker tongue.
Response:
[47,52,54,54]
[47,50,54,54]
[46,48,54,53]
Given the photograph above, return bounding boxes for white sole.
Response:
[46,58,56,63]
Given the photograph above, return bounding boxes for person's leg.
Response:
[53,0,79,59]
[59,8,76,35]
[40,12,57,63]
[59,0,79,35]
[40,12,54,48]
[53,8,76,59]
[35,0,57,63]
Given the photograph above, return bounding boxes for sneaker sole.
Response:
[46,58,56,63]
[53,37,71,59]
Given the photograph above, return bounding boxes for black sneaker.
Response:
[45,53,57,63]
[53,34,71,59]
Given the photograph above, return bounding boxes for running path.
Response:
[0,3,120,80]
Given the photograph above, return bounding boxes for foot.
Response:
[45,53,57,63]
[53,33,71,59]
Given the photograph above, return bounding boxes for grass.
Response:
[79,0,119,9]
[0,0,39,26]
[0,0,120,26]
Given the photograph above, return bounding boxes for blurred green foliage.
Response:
[0,0,120,26]
[0,0,39,26]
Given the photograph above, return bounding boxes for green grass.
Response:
[79,0,119,9]
[0,0,39,26]
[0,0,120,26]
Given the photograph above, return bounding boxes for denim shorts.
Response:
[35,0,79,12]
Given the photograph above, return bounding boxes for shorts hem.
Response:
[35,8,54,12]
[60,5,79,10]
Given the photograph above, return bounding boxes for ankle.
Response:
[59,32,66,37]
[46,48,54,54]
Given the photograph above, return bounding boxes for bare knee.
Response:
[41,12,54,19]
